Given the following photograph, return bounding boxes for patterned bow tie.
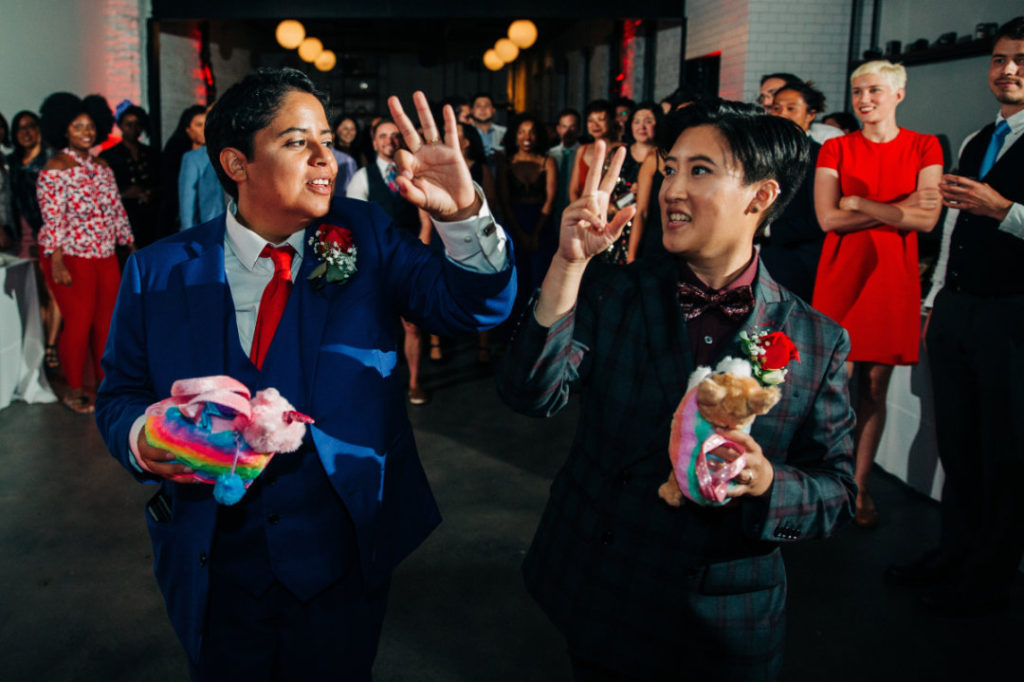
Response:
[676,282,755,321]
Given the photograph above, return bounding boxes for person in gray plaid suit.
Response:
[498,101,857,681]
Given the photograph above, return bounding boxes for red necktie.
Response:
[250,244,296,370]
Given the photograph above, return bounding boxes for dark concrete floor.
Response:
[1,341,1020,681]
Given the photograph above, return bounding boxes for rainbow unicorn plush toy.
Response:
[144,376,313,505]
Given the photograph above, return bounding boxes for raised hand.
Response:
[387,91,481,222]
[557,141,635,264]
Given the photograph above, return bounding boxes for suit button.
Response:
[199,552,207,567]
[267,513,280,525]
[617,471,631,486]
[601,531,614,545]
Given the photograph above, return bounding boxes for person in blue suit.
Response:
[178,144,225,229]
[95,68,515,679]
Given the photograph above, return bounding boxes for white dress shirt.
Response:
[344,156,395,202]
[924,107,1024,307]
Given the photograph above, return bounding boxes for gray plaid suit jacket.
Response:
[498,255,856,681]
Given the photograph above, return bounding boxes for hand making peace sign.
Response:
[557,140,636,264]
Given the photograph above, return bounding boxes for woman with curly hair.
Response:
[37,92,134,413]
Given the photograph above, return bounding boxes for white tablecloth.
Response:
[0,255,57,410]
[874,317,944,501]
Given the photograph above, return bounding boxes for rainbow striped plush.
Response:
[144,406,274,487]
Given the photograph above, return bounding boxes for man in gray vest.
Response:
[347,119,431,404]
[888,16,1024,616]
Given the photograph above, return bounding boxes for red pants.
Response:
[41,254,121,390]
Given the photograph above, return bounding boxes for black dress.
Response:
[100,142,161,247]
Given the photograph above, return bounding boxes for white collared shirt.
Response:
[924,107,1024,307]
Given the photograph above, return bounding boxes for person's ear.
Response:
[220,148,247,184]
[895,87,906,103]
[746,179,780,216]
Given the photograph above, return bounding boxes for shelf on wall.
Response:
[852,37,991,68]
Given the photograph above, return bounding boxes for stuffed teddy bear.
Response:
[658,357,781,507]
[143,375,313,505]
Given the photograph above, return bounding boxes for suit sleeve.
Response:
[95,252,162,483]
[496,272,602,418]
[741,326,857,542]
[366,200,516,336]
[178,154,198,229]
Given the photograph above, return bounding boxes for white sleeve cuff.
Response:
[998,202,1024,240]
[432,183,510,274]
[128,414,152,474]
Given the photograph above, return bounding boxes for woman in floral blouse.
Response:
[37,92,133,413]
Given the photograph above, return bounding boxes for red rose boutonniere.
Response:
[739,330,801,385]
[307,224,357,290]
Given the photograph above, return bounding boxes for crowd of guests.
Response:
[0,36,1010,535]
[0,68,941,438]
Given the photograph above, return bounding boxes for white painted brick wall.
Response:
[654,24,682,99]
[744,0,852,116]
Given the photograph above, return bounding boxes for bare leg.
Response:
[401,317,423,390]
[851,362,894,526]
[478,331,491,364]
[429,334,443,362]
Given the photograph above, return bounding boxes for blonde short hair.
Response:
[850,60,907,91]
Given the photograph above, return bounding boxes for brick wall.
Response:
[745,0,851,118]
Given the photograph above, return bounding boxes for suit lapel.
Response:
[723,263,796,357]
[180,218,230,377]
[298,221,346,412]
[639,256,694,413]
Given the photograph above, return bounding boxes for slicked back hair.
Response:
[656,99,810,227]
[204,67,326,200]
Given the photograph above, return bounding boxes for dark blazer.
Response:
[497,256,856,680]
[95,196,516,660]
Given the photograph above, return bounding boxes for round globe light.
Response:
[314,49,336,72]
[275,20,305,50]
[494,38,519,63]
[483,49,505,71]
[508,20,537,49]
[298,37,323,63]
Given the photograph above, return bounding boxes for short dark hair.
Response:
[39,92,115,148]
[502,113,551,155]
[994,16,1024,43]
[117,105,150,133]
[624,101,663,144]
[760,72,803,87]
[471,92,494,107]
[656,99,810,227]
[204,67,326,200]
[773,82,826,115]
[556,108,581,125]
[822,111,859,133]
[613,96,636,110]
[370,118,397,137]
[0,111,8,147]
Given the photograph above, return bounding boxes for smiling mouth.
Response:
[666,211,692,227]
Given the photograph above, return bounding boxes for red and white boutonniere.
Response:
[307,223,357,290]
[739,330,801,385]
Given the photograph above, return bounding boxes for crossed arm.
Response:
[814,164,944,234]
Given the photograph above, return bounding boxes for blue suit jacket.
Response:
[96,196,515,659]
[177,147,224,229]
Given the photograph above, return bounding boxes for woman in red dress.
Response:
[37,93,134,413]
[812,61,943,526]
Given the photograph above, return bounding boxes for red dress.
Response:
[811,129,942,365]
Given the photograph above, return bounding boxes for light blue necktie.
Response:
[978,120,1011,178]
